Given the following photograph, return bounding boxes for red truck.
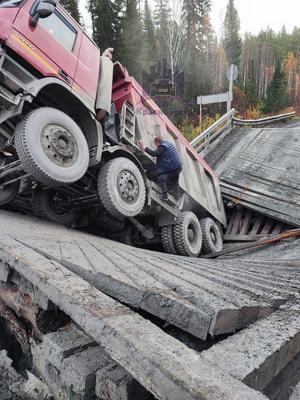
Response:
[0,0,227,256]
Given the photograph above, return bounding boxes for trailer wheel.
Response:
[15,108,89,186]
[173,211,202,257]
[98,157,146,219]
[161,225,177,254]
[32,187,75,225]
[200,217,223,254]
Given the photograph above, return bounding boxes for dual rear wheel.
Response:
[161,213,223,257]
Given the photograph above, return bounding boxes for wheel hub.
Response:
[49,191,70,215]
[41,125,78,167]
[188,228,195,242]
[117,170,139,204]
[210,228,217,244]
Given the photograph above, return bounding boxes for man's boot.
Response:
[160,192,168,201]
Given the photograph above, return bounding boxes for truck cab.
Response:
[0,0,100,109]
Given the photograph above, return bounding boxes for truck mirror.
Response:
[30,0,57,27]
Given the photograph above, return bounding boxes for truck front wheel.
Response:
[98,157,146,219]
[15,108,89,186]
[174,211,202,257]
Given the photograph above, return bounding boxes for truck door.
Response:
[73,33,100,108]
[9,2,80,83]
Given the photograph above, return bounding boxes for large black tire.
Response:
[94,208,126,233]
[161,225,177,254]
[0,180,19,206]
[0,156,20,206]
[200,217,223,254]
[15,108,89,186]
[32,187,76,225]
[174,211,202,257]
[97,157,146,219]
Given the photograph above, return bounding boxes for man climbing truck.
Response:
[0,0,226,256]
[138,136,182,201]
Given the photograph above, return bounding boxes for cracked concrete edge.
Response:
[0,234,268,400]
[202,306,300,391]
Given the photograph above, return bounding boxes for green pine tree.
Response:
[182,0,211,104]
[120,0,147,80]
[143,0,157,61]
[223,0,241,65]
[182,0,211,48]
[153,0,170,61]
[88,0,123,56]
[263,62,287,113]
[60,0,81,23]
[244,58,258,105]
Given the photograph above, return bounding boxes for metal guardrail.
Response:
[233,111,296,126]
[190,109,235,156]
[191,110,296,155]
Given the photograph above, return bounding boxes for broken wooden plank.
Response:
[231,209,243,235]
[203,229,300,259]
[224,234,273,242]
[239,210,253,235]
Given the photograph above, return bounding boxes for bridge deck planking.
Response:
[4,211,289,339]
[205,127,300,227]
[0,233,268,400]
[1,210,300,341]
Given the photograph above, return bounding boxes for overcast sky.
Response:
[212,0,299,36]
[80,0,300,37]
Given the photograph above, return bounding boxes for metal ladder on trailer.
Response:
[120,101,184,218]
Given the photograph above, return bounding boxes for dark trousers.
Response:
[156,168,181,199]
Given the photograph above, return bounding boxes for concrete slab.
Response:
[10,271,50,310]
[203,305,300,391]
[42,325,97,370]
[60,346,112,398]
[264,352,300,400]
[95,365,150,400]
[0,350,20,400]
[34,326,149,400]
[0,234,268,400]
[290,381,300,400]
[31,340,70,400]
[0,260,10,282]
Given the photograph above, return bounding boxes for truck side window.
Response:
[39,11,77,51]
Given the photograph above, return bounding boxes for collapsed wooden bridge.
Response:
[0,209,299,400]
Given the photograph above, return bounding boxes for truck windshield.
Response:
[0,0,23,7]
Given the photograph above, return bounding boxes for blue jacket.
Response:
[157,141,182,175]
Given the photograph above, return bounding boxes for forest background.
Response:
[60,0,300,140]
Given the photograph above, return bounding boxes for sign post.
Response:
[197,64,238,124]
[197,92,230,126]
[226,64,239,111]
